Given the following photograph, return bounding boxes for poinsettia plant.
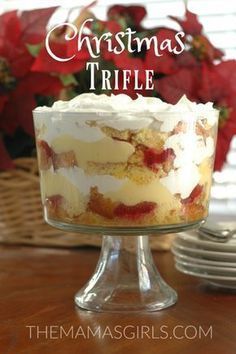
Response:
[0,8,64,169]
[0,4,236,171]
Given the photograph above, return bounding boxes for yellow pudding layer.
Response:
[199,157,213,202]
[106,178,180,207]
[51,135,135,167]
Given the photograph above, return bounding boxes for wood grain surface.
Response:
[0,245,235,354]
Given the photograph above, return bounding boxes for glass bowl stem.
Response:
[75,235,177,312]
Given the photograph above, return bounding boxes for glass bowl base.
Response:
[74,235,178,312]
[46,216,205,235]
[44,217,205,312]
[75,285,177,313]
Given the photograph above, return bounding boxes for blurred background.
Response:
[0,0,235,248]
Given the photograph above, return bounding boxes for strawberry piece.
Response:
[143,148,175,171]
[37,140,53,170]
[114,201,157,220]
[182,184,203,204]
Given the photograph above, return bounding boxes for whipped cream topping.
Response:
[34,93,219,133]
[35,117,106,143]
[160,163,200,199]
[35,93,215,114]
[164,133,215,168]
[161,132,215,197]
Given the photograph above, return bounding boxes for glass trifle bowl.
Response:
[33,93,218,312]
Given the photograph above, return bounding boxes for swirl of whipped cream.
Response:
[34,93,219,133]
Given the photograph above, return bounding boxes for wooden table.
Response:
[0,244,235,354]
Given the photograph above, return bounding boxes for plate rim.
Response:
[172,247,236,267]
[176,263,236,281]
[173,240,236,258]
[177,232,236,252]
[175,258,236,273]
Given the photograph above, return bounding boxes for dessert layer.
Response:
[40,167,179,209]
[51,134,135,165]
[36,127,215,199]
[34,93,218,228]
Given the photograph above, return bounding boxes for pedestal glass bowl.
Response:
[33,102,218,312]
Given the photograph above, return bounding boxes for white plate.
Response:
[172,241,236,261]
[177,232,236,252]
[175,259,236,274]
[172,247,236,268]
[175,263,236,289]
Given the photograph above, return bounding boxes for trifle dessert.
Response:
[33,93,218,229]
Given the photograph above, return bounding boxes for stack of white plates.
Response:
[172,224,236,288]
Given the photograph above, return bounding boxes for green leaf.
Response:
[218,106,231,128]
[59,74,77,87]
[118,17,128,30]
[26,43,42,57]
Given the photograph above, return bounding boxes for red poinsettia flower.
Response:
[32,9,93,75]
[0,8,62,133]
[113,51,146,82]
[31,39,90,75]
[0,9,56,78]
[0,96,7,113]
[190,34,224,62]
[0,9,63,170]
[156,67,200,103]
[145,49,177,75]
[0,11,33,78]
[0,72,62,170]
[170,9,223,63]
[169,10,203,36]
[175,51,199,69]
[94,19,124,64]
[198,62,236,170]
[0,72,62,135]
[20,7,58,44]
[108,5,147,29]
[157,28,185,51]
[145,29,181,75]
[197,63,225,103]
[96,19,122,34]
[215,60,236,102]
